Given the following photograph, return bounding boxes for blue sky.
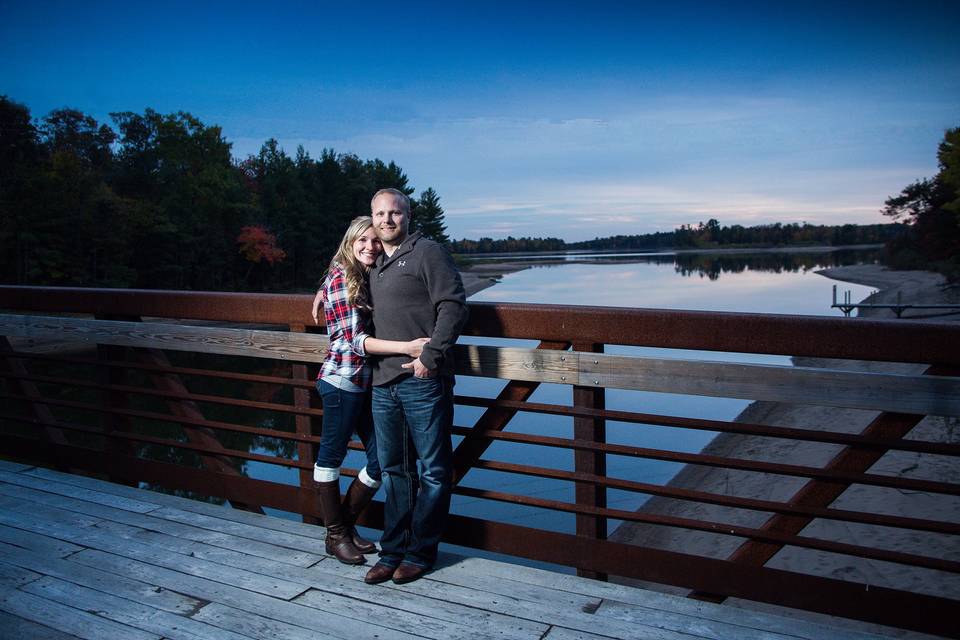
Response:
[2,1,958,241]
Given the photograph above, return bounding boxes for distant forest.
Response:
[450,220,903,255]
[0,96,450,291]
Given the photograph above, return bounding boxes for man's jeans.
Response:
[371,375,454,568]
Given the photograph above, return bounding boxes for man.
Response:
[363,188,469,585]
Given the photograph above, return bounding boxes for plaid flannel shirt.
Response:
[318,263,372,390]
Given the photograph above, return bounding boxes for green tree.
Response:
[111,109,253,289]
[40,108,115,171]
[0,96,43,282]
[411,187,449,244]
[883,127,960,280]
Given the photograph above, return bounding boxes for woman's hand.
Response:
[405,337,430,357]
[311,290,323,325]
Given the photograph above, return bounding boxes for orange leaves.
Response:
[237,225,286,265]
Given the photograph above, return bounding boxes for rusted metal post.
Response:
[572,340,607,580]
[452,340,570,485]
[96,314,137,486]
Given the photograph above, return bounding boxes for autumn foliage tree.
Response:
[237,225,286,287]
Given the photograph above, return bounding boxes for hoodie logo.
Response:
[398,260,406,267]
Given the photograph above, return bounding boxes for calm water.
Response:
[244,248,880,541]
[447,248,879,533]
[469,248,879,313]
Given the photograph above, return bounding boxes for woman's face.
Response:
[353,227,382,267]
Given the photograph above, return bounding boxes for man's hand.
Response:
[311,290,323,324]
[401,357,436,378]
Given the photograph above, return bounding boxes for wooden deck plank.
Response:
[439,556,889,640]
[591,601,892,640]
[0,499,312,600]
[0,610,82,639]
[0,496,103,530]
[3,468,327,558]
[281,585,488,640]
[0,561,42,589]
[292,587,543,640]
[431,560,806,640]
[65,516,545,640]
[314,559,699,640]
[68,548,428,640]
[0,480,323,566]
[26,466,327,538]
[190,602,340,640]
[0,542,206,615]
[147,505,329,555]
[0,589,161,640]
[0,469,162,514]
[543,627,643,640]
[21,577,254,640]
[0,460,35,474]
[92,517,548,639]
[0,466,907,640]
[425,561,604,610]
[0,523,84,558]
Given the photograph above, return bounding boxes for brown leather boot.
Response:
[342,477,378,554]
[316,480,365,565]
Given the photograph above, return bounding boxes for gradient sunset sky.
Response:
[3,0,958,241]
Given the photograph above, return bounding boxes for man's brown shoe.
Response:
[364,562,396,585]
[391,562,429,584]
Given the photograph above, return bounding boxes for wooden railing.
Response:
[1,285,958,637]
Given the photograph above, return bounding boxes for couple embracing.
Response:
[311,188,468,585]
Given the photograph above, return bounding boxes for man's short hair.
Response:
[371,188,411,214]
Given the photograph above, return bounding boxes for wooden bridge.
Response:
[0,459,898,640]
[1,285,958,638]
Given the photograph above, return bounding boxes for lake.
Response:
[248,247,881,540]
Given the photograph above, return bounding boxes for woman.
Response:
[311,216,428,565]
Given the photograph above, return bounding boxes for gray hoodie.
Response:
[369,231,469,385]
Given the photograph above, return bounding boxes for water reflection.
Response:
[470,249,879,315]
[671,248,880,280]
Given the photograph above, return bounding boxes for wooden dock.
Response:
[0,460,898,640]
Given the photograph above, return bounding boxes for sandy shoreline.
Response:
[460,262,530,297]
[607,264,959,638]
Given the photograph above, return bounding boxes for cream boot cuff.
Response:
[313,465,339,482]
[358,466,382,489]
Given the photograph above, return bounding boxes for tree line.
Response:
[450,221,903,254]
[0,96,450,291]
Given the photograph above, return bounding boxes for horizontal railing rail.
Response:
[5,314,958,416]
[1,285,958,637]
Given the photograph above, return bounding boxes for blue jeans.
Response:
[372,375,454,568]
[315,380,381,482]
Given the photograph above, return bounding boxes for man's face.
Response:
[371,193,409,245]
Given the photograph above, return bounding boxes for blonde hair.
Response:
[329,216,376,311]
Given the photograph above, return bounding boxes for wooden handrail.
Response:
[3,313,958,416]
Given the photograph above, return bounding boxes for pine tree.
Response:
[412,187,449,244]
